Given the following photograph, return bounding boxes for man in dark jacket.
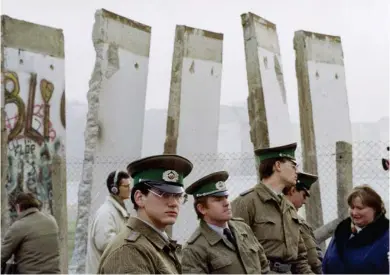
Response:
[1,192,61,274]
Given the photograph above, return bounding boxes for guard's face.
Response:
[118,178,131,200]
[349,197,375,227]
[135,188,184,229]
[198,195,232,225]
[277,160,298,187]
[289,189,307,209]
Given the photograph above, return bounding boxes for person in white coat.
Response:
[85,170,132,274]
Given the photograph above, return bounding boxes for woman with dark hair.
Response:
[322,185,389,274]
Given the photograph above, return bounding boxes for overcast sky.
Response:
[2,0,389,123]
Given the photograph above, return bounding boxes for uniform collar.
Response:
[200,219,247,247]
[200,220,222,245]
[127,217,169,251]
[17,207,39,220]
[263,183,282,196]
[206,222,228,237]
[255,182,282,203]
[134,216,169,241]
[127,217,181,269]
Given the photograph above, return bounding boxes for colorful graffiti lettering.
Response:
[4,72,60,144]
[5,104,57,142]
[3,70,65,222]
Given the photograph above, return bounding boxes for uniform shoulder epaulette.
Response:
[298,216,312,228]
[186,228,201,244]
[298,215,306,223]
[289,209,302,223]
[239,188,254,196]
[126,231,140,242]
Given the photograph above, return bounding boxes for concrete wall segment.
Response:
[1,15,64,58]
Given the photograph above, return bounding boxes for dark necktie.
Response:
[223,228,236,246]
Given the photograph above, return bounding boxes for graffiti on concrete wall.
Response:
[3,70,65,222]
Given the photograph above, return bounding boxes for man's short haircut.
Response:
[15,192,41,211]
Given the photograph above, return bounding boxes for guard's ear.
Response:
[287,186,297,196]
[291,186,297,194]
[196,200,208,216]
[274,160,283,172]
[134,190,146,208]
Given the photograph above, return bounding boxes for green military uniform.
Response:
[295,172,323,274]
[98,154,193,274]
[182,171,270,274]
[231,143,313,274]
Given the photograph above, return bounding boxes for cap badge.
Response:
[215,181,226,190]
[163,170,179,182]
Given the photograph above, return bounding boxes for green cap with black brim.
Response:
[127,154,193,194]
[254,142,297,164]
[296,172,318,196]
[185,171,229,198]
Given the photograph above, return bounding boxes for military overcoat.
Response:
[231,183,313,274]
[182,218,270,274]
[98,217,181,274]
